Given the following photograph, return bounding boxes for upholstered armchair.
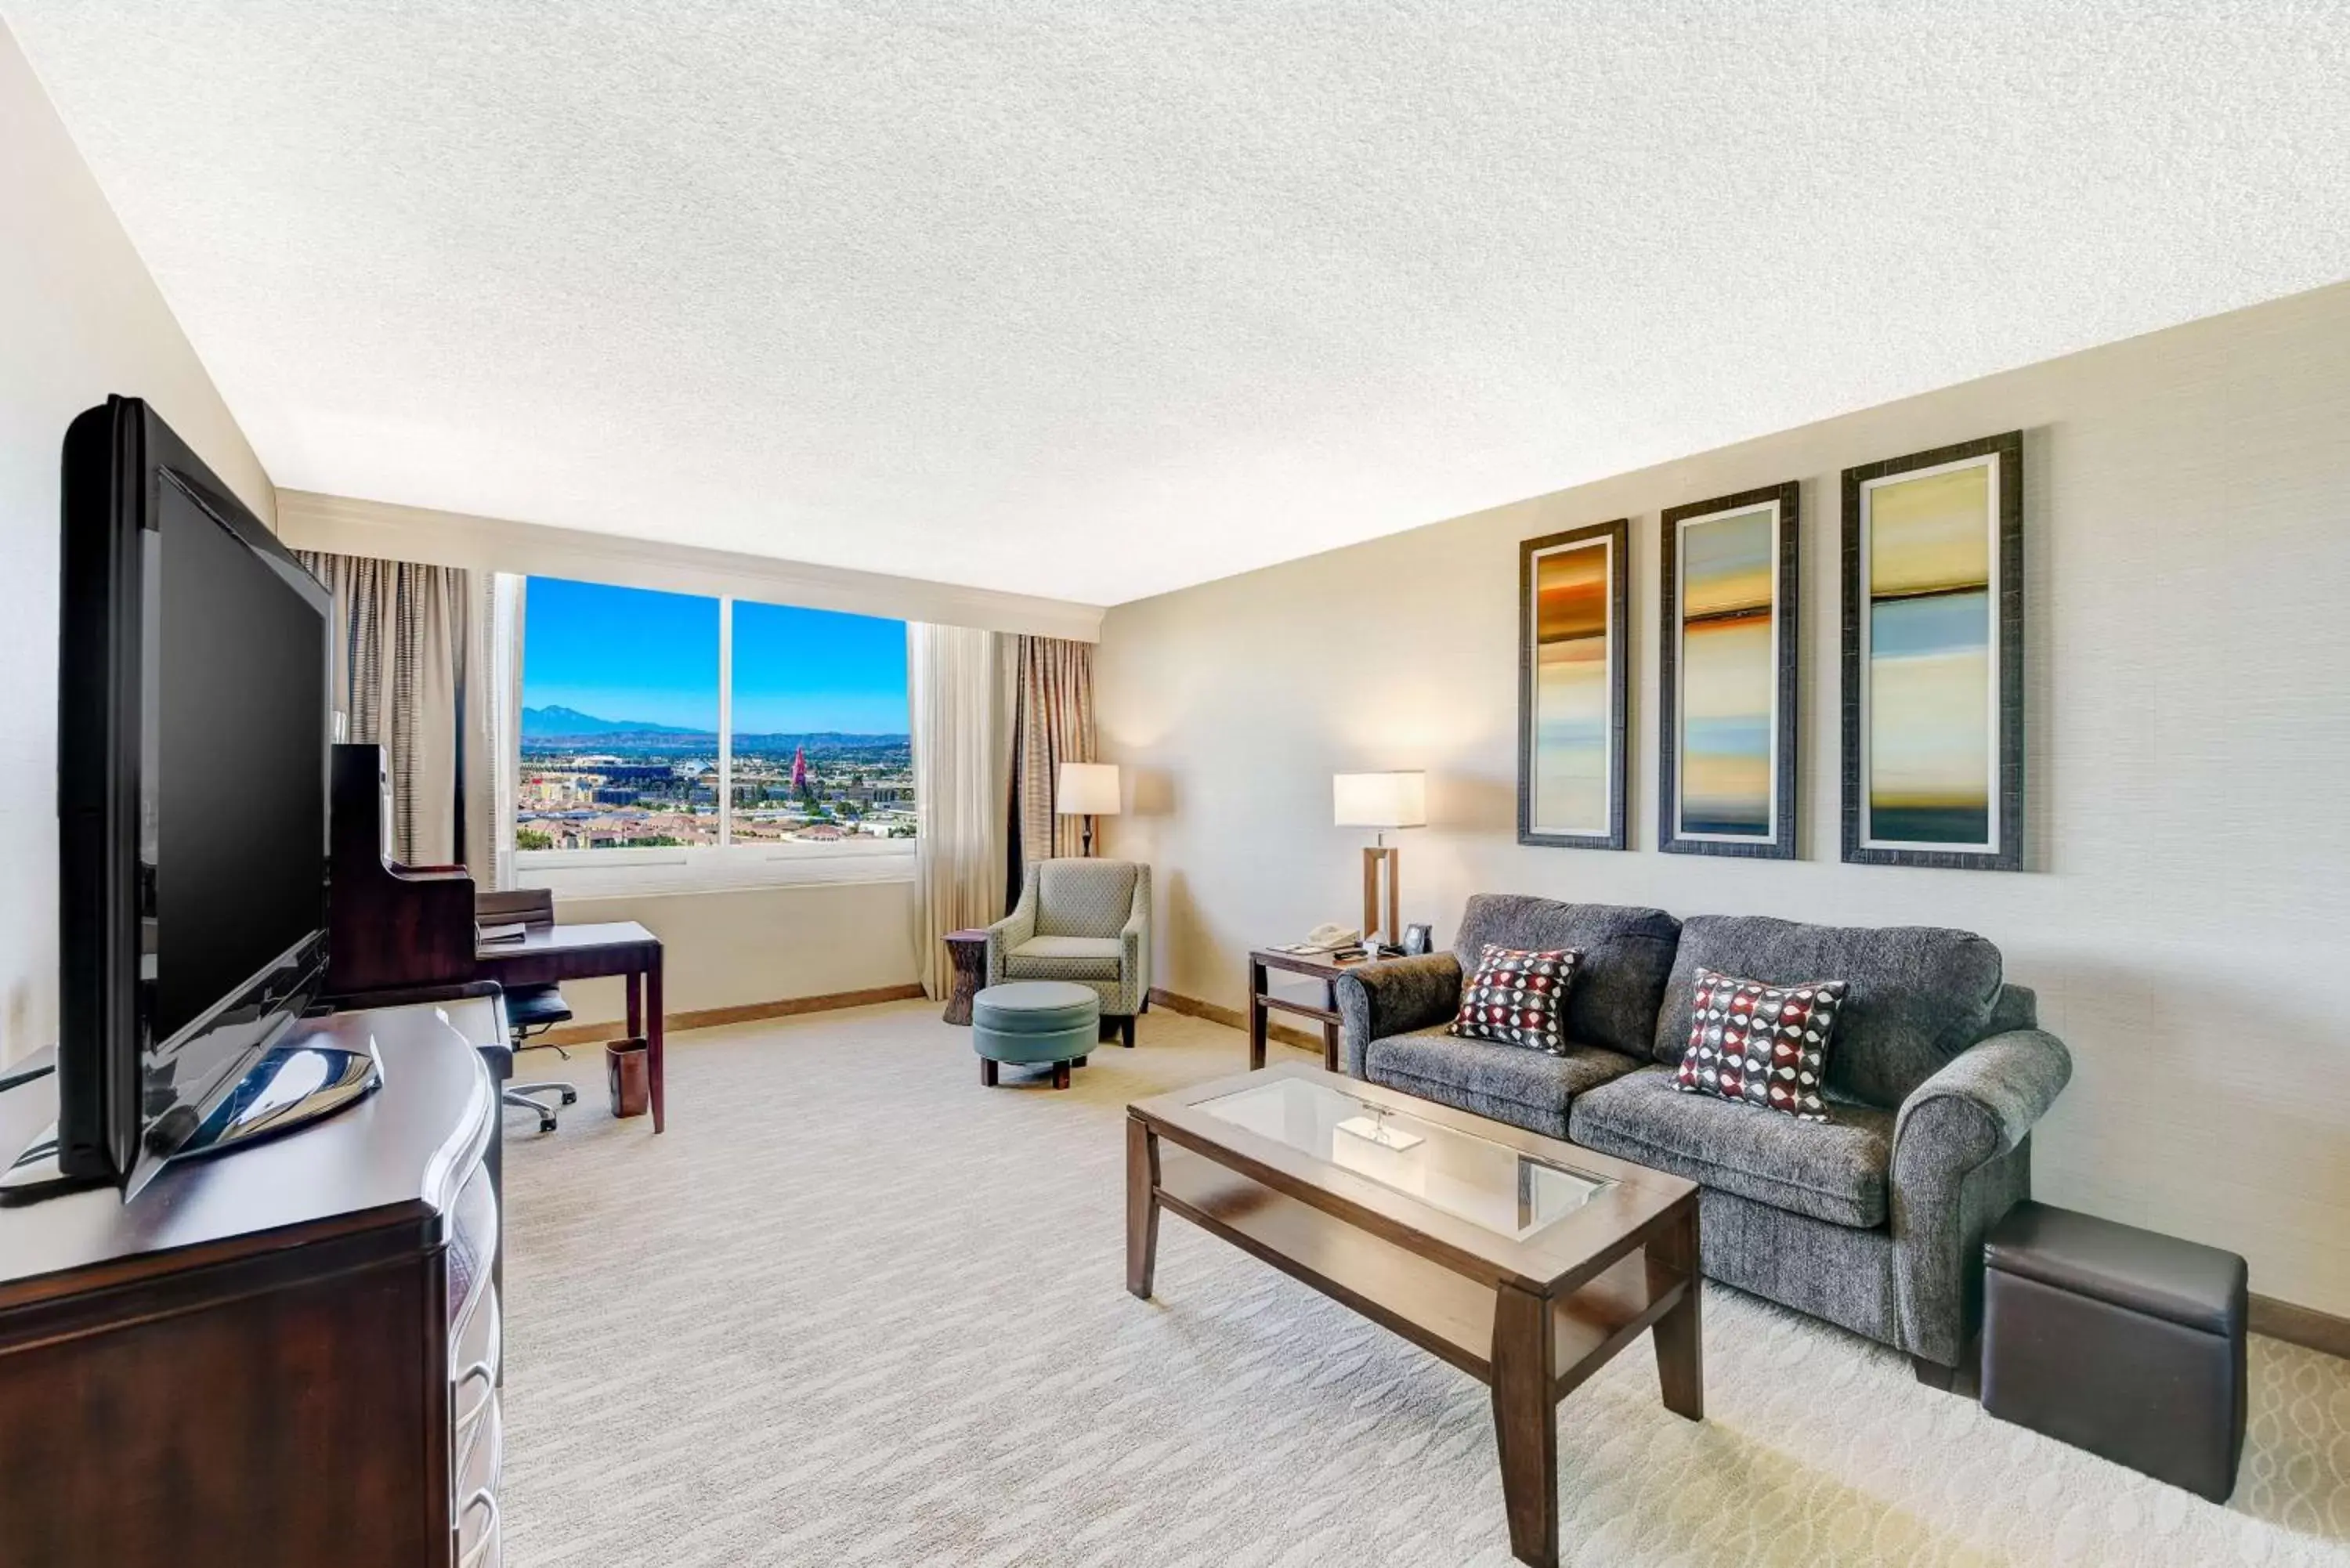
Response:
[985,859,1152,1048]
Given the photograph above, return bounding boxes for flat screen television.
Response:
[55,396,334,1194]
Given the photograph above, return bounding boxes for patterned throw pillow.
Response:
[1674,967,1849,1121]
[1447,944,1581,1057]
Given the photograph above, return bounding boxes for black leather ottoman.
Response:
[1981,1201,2247,1501]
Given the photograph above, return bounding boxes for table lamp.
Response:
[1333,771,1425,953]
[1055,762,1121,855]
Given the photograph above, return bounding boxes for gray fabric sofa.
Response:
[1334,893,2070,1384]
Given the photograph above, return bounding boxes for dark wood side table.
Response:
[942,928,989,1025]
[1247,948,1390,1072]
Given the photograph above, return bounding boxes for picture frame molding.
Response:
[1517,517,1630,851]
[1839,430,2024,871]
[1658,481,1801,861]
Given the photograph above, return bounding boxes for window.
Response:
[728,598,914,845]
[513,576,913,885]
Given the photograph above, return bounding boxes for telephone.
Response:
[1300,923,1361,952]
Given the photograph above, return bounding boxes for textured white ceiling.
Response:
[9,3,2348,606]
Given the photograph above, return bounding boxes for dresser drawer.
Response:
[447,1164,499,1327]
[454,1392,503,1568]
[452,1283,501,1467]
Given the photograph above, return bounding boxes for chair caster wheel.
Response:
[537,1117,558,1134]
[559,1087,580,1105]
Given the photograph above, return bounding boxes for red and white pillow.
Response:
[1447,944,1581,1057]
[1674,967,1848,1121]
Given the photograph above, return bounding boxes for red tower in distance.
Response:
[790,746,809,797]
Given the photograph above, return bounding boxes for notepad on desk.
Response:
[476,921,527,945]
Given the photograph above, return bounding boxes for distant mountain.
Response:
[520,706,906,746]
[521,705,708,739]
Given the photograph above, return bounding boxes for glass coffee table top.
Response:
[1197,1075,1614,1241]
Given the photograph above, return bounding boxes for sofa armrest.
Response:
[983,880,1039,987]
[1893,1028,2073,1178]
[1888,1028,2072,1367]
[1333,954,1462,1078]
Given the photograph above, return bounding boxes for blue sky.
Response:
[522,577,909,735]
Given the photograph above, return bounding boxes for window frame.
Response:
[513,592,916,893]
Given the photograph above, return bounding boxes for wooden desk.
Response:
[1247,948,1391,1071]
[477,921,666,1133]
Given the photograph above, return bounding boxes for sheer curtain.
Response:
[908,623,1011,999]
[296,550,493,873]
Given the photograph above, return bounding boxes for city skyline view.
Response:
[515,577,915,851]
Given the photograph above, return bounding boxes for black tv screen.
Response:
[56,397,331,1191]
[150,477,328,1044]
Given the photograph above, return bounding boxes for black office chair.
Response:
[477,888,579,1133]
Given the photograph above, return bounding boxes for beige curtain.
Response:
[909,623,1012,999]
[1011,635,1097,878]
[297,551,492,873]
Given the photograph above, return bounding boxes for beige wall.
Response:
[521,880,920,1029]
[0,21,275,1064]
[277,490,1104,642]
[1097,282,2350,1317]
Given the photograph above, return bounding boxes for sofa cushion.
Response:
[1571,1066,1894,1229]
[1006,934,1121,981]
[1365,1026,1644,1140]
[1453,895,1681,1061]
[1654,915,2005,1109]
[1448,944,1580,1056]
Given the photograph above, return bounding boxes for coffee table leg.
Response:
[1491,1281,1558,1568]
[1126,1117,1160,1300]
[1650,1202,1703,1421]
[1247,959,1269,1071]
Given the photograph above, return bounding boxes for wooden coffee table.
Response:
[1126,1062,1701,1568]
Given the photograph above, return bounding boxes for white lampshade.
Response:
[1056,761,1123,816]
[1333,771,1426,829]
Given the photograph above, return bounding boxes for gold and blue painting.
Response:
[1518,518,1629,850]
[1659,482,1799,858]
[1842,432,2024,870]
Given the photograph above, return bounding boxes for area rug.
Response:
[497,1002,2350,1566]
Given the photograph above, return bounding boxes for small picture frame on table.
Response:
[1400,923,1434,956]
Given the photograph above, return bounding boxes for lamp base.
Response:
[1361,845,1399,951]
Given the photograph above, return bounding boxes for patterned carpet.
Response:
[497,1002,2350,1567]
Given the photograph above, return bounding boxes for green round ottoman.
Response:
[972,981,1098,1089]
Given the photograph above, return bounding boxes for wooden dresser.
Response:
[0,995,508,1568]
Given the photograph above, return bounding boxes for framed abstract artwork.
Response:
[1841,431,2023,870]
[1658,482,1799,859]
[1518,518,1629,850]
